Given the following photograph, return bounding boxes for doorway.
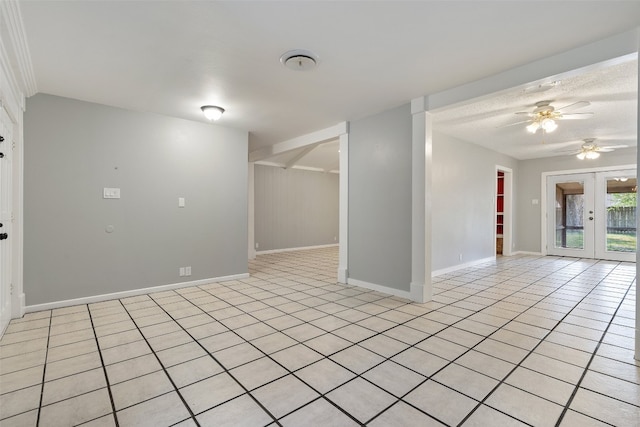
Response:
[546,169,636,262]
[496,166,513,257]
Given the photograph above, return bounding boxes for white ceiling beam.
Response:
[249,121,347,162]
[284,145,317,169]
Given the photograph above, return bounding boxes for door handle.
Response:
[589,217,594,220]
[0,233,7,240]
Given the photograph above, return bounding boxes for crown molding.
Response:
[0,0,37,98]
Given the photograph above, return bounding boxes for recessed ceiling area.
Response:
[433,57,638,160]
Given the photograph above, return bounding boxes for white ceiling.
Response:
[433,57,638,160]
[18,1,640,166]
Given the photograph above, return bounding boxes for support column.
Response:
[410,97,433,303]
[248,162,256,260]
[338,131,349,283]
[635,31,639,362]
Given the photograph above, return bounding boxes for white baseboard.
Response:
[16,293,25,318]
[24,273,250,313]
[347,278,411,300]
[511,251,543,256]
[337,268,348,284]
[432,256,497,277]
[410,281,432,303]
[256,243,338,255]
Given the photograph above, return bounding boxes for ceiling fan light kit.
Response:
[570,138,627,160]
[510,100,594,137]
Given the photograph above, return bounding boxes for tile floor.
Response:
[0,247,638,426]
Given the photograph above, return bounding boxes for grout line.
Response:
[554,276,637,426]
[457,260,626,426]
[116,300,202,427]
[143,293,283,427]
[4,249,635,427]
[86,305,120,427]
[34,310,53,426]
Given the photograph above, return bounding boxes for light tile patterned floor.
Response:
[1,247,638,426]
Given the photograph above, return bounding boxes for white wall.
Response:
[254,164,338,251]
[432,131,518,271]
[516,147,636,253]
[24,94,249,305]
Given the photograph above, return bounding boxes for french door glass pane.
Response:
[555,181,584,249]
[605,177,637,253]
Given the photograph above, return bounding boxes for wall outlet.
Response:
[334,236,337,241]
[179,267,185,277]
[185,266,191,276]
[255,243,259,249]
[459,253,463,261]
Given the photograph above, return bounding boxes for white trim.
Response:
[254,160,285,168]
[410,102,431,303]
[347,278,411,300]
[249,122,347,162]
[248,162,256,260]
[254,161,339,175]
[256,244,338,256]
[540,164,637,256]
[511,251,544,256]
[432,256,497,277]
[24,273,250,313]
[338,132,349,284]
[496,165,513,257]
[0,0,37,97]
[285,145,317,169]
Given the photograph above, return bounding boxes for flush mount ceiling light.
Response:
[280,49,318,71]
[201,105,225,121]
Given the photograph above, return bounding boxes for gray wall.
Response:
[348,104,412,292]
[254,164,339,251]
[432,132,518,271]
[516,147,636,252]
[24,94,248,305]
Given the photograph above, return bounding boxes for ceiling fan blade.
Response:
[556,149,582,155]
[600,145,629,150]
[597,148,615,152]
[514,112,534,116]
[497,119,531,128]
[558,112,594,120]
[556,101,590,112]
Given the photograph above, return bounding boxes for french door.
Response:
[547,170,636,262]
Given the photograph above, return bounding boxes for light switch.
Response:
[178,197,185,208]
[103,188,121,199]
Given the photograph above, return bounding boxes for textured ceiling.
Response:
[18,1,640,163]
[433,58,638,160]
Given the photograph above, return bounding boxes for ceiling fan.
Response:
[559,138,629,160]
[506,100,594,134]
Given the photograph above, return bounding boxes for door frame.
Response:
[496,165,513,256]
[541,164,637,257]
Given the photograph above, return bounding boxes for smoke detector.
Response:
[280,49,318,71]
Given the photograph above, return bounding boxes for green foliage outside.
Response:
[608,192,636,210]
[557,230,636,252]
